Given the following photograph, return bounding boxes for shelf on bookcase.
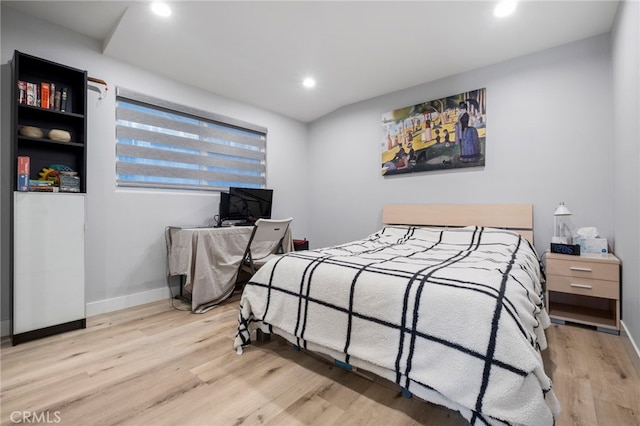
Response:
[17,136,84,148]
[18,103,84,118]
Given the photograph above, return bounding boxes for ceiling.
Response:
[4,1,620,123]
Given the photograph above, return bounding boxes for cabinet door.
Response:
[13,192,85,334]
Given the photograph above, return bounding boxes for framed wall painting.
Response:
[381,88,486,176]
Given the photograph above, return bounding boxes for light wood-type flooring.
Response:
[1,294,639,426]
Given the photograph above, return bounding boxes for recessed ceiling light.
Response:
[302,77,316,89]
[151,2,171,17]
[494,0,517,18]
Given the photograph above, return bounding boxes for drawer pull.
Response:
[570,283,593,289]
[570,267,592,272]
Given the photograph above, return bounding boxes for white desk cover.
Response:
[167,226,293,312]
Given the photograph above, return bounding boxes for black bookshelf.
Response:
[10,51,88,345]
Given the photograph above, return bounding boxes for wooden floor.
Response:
[1,295,639,426]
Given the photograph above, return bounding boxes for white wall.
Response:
[0,6,310,322]
[612,0,640,352]
[308,34,614,259]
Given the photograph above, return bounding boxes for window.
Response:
[115,87,267,191]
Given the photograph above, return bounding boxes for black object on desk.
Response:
[550,243,580,256]
[293,239,309,251]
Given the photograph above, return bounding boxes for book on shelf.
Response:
[28,186,60,192]
[29,179,55,187]
[54,90,61,111]
[18,80,61,110]
[49,83,56,110]
[26,82,37,106]
[60,87,68,112]
[18,81,61,109]
[17,156,30,175]
[17,156,30,192]
[17,80,27,104]
[41,82,50,109]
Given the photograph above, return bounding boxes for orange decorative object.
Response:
[38,168,60,186]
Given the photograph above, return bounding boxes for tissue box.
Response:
[575,237,608,255]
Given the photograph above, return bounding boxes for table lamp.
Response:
[552,202,572,244]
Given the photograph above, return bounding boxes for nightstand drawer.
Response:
[546,258,619,281]
[547,275,619,299]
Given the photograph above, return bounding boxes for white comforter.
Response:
[234,226,560,425]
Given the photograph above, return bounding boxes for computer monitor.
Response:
[219,187,273,225]
[219,192,230,223]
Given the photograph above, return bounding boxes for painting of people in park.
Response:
[381,88,486,176]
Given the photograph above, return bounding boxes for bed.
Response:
[233,204,560,425]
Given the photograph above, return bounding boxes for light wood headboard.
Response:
[383,204,534,243]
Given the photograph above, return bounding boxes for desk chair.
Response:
[239,218,293,278]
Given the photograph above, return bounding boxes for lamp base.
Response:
[551,236,571,244]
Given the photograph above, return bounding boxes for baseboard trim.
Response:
[1,286,181,337]
[86,286,180,317]
[620,320,640,374]
[12,319,86,345]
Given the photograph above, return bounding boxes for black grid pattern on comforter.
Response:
[234,226,558,425]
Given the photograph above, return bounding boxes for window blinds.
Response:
[115,87,267,191]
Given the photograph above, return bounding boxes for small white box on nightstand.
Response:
[575,237,608,255]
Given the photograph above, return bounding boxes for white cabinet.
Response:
[13,192,85,343]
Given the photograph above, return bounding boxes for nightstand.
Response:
[545,252,620,334]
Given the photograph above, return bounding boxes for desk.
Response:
[166,226,292,312]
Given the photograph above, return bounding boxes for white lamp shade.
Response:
[554,202,571,216]
[553,202,572,244]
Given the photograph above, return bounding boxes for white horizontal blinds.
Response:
[115,87,267,191]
